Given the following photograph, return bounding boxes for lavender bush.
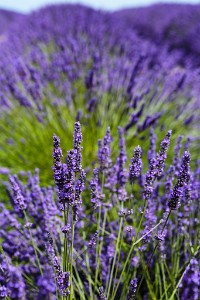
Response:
[0,3,199,300]
[0,122,199,299]
[0,4,200,186]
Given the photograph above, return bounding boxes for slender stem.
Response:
[134,198,148,242]
[111,197,149,300]
[136,210,172,295]
[105,257,112,295]
[161,261,168,300]
[112,220,163,300]
[107,202,124,298]
[111,216,124,297]
[63,204,69,273]
[23,210,43,276]
[70,212,75,300]
[95,172,105,286]
[96,208,107,284]
[95,204,102,286]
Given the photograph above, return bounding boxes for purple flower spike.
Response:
[90,168,101,208]
[173,135,183,176]
[156,130,172,177]
[117,127,128,201]
[148,128,156,164]
[99,286,107,300]
[0,286,7,298]
[144,130,172,200]
[129,145,142,183]
[88,231,99,248]
[127,278,138,300]
[52,134,63,190]
[98,127,112,171]
[169,151,191,210]
[73,121,83,173]
[143,158,157,200]
[9,175,26,210]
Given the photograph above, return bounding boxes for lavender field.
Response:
[0,3,199,300]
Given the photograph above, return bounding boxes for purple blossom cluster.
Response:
[0,124,199,299]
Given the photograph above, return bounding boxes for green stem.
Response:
[96,208,107,284]
[23,210,43,276]
[111,216,124,297]
[63,204,69,272]
[136,210,172,295]
[107,202,124,298]
[112,220,163,300]
[70,213,75,300]
[95,171,105,286]
[134,198,148,242]
[161,261,168,299]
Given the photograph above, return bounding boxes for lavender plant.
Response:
[0,123,199,299]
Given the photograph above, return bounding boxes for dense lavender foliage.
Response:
[0,3,199,300]
[0,124,199,299]
[0,4,200,120]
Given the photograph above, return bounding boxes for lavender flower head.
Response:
[129,145,142,183]
[99,286,107,300]
[98,127,112,171]
[114,127,128,201]
[148,128,156,164]
[117,127,127,185]
[90,168,101,208]
[156,130,172,177]
[73,121,83,173]
[143,130,172,200]
[169,151,191,210]
[127,278,138,300]
[143,157,157,200]
[173,135,183,176]
[9,175,26,210]
[52,134,63,190]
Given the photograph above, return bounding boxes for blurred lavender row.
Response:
[0,4,199,130]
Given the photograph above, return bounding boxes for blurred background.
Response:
[0,0,200,12]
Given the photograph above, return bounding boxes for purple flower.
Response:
[129,146,142,183]
[90,168,101,208]
[169,151,191,210]
[88,231,99,248]
[53,256,70,296]
[98,127,112,171]
[143,130,172,200]
[52,135,64,202]
[155,130,172,177]
[173,135,183,176]
[148,128,156,164]
[0,286,7,298]
[116,127,128,201]
[127,278,138,300]
[9,175,26,210]
[73,121,83,173]
[99,286,107,300]
[143,158,157,200]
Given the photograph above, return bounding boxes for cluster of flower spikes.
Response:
[46,232,70,297]
[0,169,61,299]
[52,121,86,220]
[0,123,198,299]
[129,145,143,183]
[168,151,191,210]
[143,130,172,200]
